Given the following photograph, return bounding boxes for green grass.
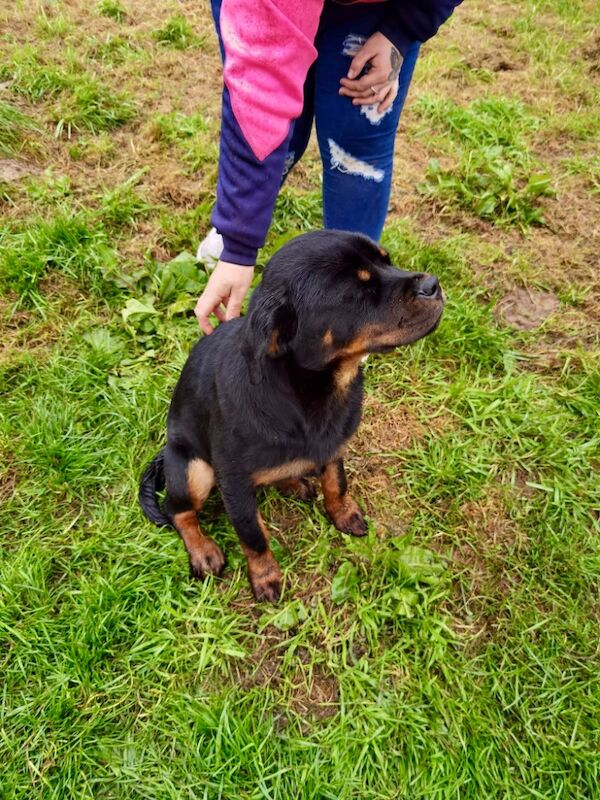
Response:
[0,100,38,155]
[99,172,152,229]
[97,0,127,23]
[152,16,203,50]
[1,0,599,797]
[150,110,218,172]
[414,96,556,228]
[420,153,555,228]
[2,47,135,136]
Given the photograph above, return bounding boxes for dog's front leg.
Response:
[219,475,282,603]
[321,459,367,537]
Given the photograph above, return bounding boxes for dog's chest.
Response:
[251,393,361,481]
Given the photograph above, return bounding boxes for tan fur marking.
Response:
[252,459,316,486]
[334,354,363,393]
[241,513,282,601]
[267,329,279,355]
[321,463,344,517]
[323,329,334,346]
[173,510,207,551]
[187,459,215,510]
[378,246,388,258]
[336,332,371,358]
[321,462,366,536]
[357,269,371,282]
[173,510,224,575]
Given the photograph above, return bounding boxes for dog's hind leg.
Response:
[164,451,225,580]
[321,459,367,537]
[218,474,282,603]
[274,477,317,502]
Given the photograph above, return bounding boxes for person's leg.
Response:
[281,65,316,182]
[313,8,420,240]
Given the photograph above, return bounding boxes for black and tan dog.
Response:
[139,230,443,602]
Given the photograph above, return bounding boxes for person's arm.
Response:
[195,0,322,332]
[378,0,463,58]
[194,85,291,334]
[211,86,292,267]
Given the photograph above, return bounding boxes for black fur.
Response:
[139,449,170,527]
[139,230,444,600]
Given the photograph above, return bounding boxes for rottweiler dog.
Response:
[139,230,443,602]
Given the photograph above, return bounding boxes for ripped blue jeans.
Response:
[286,5,420,240]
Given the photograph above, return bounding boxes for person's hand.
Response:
[194,260,254,334]
[339,32,403,113]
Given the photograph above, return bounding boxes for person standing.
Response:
[195,0,462,333]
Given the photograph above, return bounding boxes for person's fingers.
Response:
[340,66,387,94]
[195,284,228,334]
[346,45,374,79]
[378,84,397,113]
[194,260,254,331]
[339,79,389,99]
[352,86,389,106]
[339,85,375,99]
[195,297,215,335]
[225,287,246,321]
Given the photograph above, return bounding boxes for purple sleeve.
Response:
[379,0,463,57]
[210,86,291,266]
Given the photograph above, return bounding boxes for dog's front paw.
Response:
[189,538,225,580]
[248,551,282,603]
[330,497,367,537]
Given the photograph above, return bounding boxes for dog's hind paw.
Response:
[275,477,317,502]
[189,539,225,580]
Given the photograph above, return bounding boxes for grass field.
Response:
[1,1,599,797]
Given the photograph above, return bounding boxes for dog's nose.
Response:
[415,275,440,298]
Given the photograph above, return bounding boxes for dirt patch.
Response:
[438,487,529,648]
[583,30,600,73]
[495,288,560,330]
[0,159,41,182]
[289,664,339,722]
[352,397,426,455]
[463,51,528,73]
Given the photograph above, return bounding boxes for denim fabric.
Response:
[286,4,420,240]
[210,0,419,250]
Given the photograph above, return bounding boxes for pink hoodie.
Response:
[220,0,324,161]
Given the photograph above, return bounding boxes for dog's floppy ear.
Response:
[241,282,298,384]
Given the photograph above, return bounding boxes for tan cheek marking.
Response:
[252,459,316,486]
[357,269,371,282]
[267,329,279,355]
[323,329,334,346]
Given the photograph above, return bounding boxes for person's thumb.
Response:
[347,45,372,79]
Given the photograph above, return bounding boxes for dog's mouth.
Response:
[368,305,444,354]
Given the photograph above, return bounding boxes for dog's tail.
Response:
[139,449,171,527]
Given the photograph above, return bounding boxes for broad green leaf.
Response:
[331,562,359,604]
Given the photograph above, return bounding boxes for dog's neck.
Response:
[278,352,362,403]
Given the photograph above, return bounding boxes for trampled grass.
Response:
[1,0,599,797]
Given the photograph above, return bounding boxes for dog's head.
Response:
[242,230,444,383]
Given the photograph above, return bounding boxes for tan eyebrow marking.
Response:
[357,269,371,282]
